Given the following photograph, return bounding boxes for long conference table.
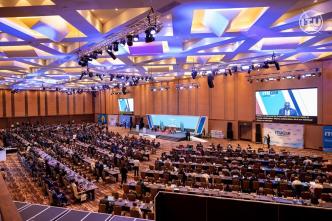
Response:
[15,201,152,221]
[128,181,332,209]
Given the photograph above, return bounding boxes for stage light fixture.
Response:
[79,71,85,80]
[263,61,269,69]
[107,50,117,60]
[120,39,126,46]
[133,35,139,42]
[191,69,198,79]
[88,70,93,78]
[127,35,133,46]
[113,42,119,52]
[122,86,127,95]
[274,61,280,70]
[145,29,155,43]
[228,69,232,76]
[110,74,114,81]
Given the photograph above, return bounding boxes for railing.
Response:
[0,175,22,221]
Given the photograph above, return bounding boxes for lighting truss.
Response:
[150,85,170,92]
[78,8,162,57]
[176,82,200,90]
[246,68,321,83]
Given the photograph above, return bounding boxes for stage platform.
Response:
[129,129,187,142]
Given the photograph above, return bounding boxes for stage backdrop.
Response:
[108,115,118,126]
[323,126,332,152]
[263,123,304,148]
[97,114,108,124]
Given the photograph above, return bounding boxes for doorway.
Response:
[238,121,252,141]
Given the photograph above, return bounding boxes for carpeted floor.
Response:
[0,127,331,213]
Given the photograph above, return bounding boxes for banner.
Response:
[263,123,304,148]
[97,114,108,124]
[323,126,332,152]
[108,115,118,126]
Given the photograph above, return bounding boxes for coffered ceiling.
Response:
[0,0,332,90]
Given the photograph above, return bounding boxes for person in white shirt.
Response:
[133,159,140,177]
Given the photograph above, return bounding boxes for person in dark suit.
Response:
[185,130,191,141]
[278,102,298,116]
[266,134,271,149]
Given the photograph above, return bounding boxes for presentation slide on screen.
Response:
[118,98,134,113]
[256,88,317,123]
[149,115,200,130]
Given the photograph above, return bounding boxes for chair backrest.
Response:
[98,203,107,213]
[123,184,129,194]
[301,191,311,200]
[127,193,136,201]
[135,184,142,194]
[148,212,155,220]
[113,205,122,215]
[130,209,141,218]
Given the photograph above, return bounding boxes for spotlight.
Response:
[106,45,112,53]
[145,29,155,43]
[88,69,93,78]
[127,35,133,46]
[110,74,114,81]
[78,59,88,67]
[133,35,139,42]
[97,74,103,81]
[274,61,280,70]
[107,50,117,60]
[207,73,214,88]
[191,69,198,79]
[89,51,98,60]
[79,71,85,80]
[120,39,126,46]
[122,87,127,95]
[263,61,269,69]
[113,42,119,52]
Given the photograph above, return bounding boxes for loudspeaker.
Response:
[207,74,214,88]
[227,122,233,140]
[255,124,262,143]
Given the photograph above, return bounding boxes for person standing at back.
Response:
[120,165,128,185]
[133,159,140,177]
[267,134,271,149]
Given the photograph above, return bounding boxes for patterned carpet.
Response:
[1,127,331,213]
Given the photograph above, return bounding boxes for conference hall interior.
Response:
[1,0,332,221]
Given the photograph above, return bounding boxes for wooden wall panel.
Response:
[210,76,225,119]
[196,77,209,116]
[100,91,105,114]
[39,92,45,116]
[85,93,93,114]
[13,92,25,117]
[154,83,162,114]
[224,75,235,120]
[58,93,68,115]
[237,74,254,121]
[27,91,38,116]
[68,95,74,115]
[322,60,332,124]
[47,92,57,116]
[133,86,141,115]
[0,91,3,117]
[5,91,12,117]
[95,92,101,114]
[167,81,178,115]
[75,93,84,114]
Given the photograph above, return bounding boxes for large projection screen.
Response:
[118,98,134,114]
[256,88,317,123]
